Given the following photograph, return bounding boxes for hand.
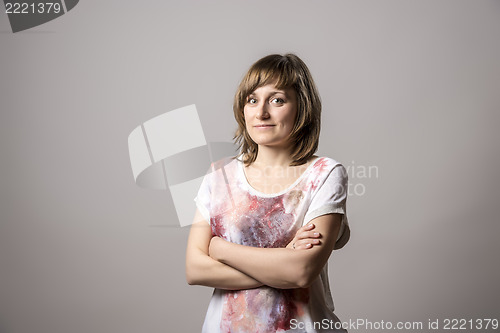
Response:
[208,236,224,260]
[286,223,321,250]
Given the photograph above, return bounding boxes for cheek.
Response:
[243,111,251,125]
[243,107,251,120]
[283,108,297,127]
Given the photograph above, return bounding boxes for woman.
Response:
[186,54,350,333]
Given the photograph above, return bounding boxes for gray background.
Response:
[1,1,499,332]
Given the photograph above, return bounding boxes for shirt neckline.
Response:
[237,156,322,197]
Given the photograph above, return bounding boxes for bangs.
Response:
[239,58,298,99]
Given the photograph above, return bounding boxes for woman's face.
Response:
[243,82,298,150]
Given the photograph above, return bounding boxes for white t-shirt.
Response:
[194,156,350,333]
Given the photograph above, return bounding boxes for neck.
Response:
[252,145,295,168]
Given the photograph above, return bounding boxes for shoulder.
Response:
[311,156,347,178]
[202,156,239,183]
[210,155,237,171]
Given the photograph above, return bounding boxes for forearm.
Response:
[186,248,264,290]
[210,238,313,289]
[209,213,343,289]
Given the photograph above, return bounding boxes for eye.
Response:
[271,97,285,104]
[247,97,257,105]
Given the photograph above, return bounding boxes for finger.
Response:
[297,223,314,233]
[295,230,321,240]
[294,238,321,250]
[304,223,315,230]
[295,242,317,250]
[293,241,309,250]
[293,223,315,238]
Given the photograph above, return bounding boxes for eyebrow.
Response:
[248,90,288,97]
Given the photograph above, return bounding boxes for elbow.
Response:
[186,277,198,286]
[185,250,212,286]
[296,276,314,289]
[186,270,202,286]
[294,275,313,289]
[185,268,195,285]
[186,273,196,286]
[185,263,200,286]
[293,263,318,289]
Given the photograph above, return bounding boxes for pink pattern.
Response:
[209,158,330,332]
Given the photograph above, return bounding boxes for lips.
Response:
[254,125,275,127]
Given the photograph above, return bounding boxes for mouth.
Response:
[254,125,275,128]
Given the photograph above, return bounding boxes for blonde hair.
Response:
[233,54,322,166]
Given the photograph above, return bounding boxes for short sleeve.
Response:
[303,164,350,249]
[193,164,212,225]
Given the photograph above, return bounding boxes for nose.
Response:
[255,102,270,119]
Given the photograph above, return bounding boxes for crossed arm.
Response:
[185,208,342,290]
